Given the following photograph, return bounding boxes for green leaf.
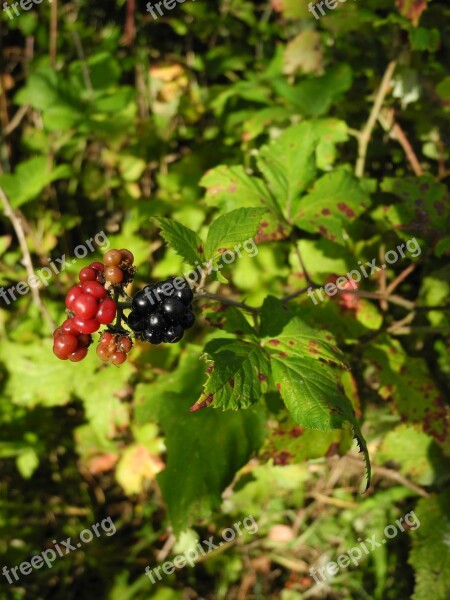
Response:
[380,176,450,250]
[377,424,448,486]
[257,123,317,221]
[262,419,347,465]
[311,119,349,169]
[409,493,450,600]
[241,107,293,142]
[292,171,371,245]
[192,339,270,411]
[409,27,440,52]
[16,448,39,479]
[200,165,281,216]
[0,341,132,441]
[153,217,204,265]
[157,396,265,533]
[204,207,267,261]
[261,313,371,489]
[364,337,450,455]
[436,76,450,101]
[273,65,353,117]
[0,157,71,209]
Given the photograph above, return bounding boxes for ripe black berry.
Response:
[132,290,153,314]
[143,329,163,344]
[127,311,146,331]
[163,324,184,343]
[173,286,193,304]
[161,298,186,321]
[148,311,167,331]
[130,276,195,346]
[180,309,195,329]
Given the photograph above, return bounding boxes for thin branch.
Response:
[386,262,416,295]
[346,455,430,498]
[378,244,388,311]
[437,168,450,181]
[49,0,58,68]
[386,311,416,335]
[70,31,94,98]
[335,288,415,310]
[0,186,54,327]
[280,284,321,304]
[294,243,314,285]
[378,108,423,176]
[355,60,397,178]
[1,105,29,137]
[194,291,259,314]
[390,326,450,336]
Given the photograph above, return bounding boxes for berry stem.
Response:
[112,299,132,331]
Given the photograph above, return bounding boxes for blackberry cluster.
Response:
[128,277,195,344]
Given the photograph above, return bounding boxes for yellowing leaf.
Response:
[116,444,164,495]
[283,31,323,76]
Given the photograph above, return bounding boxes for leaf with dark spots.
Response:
[273,451,294,465]
[255,222,292,243]
[264,314,371,489]
[200,165,283,218]
[292,171,371,245]
[364,338,450,452]
[381,176,450,250]
[337,202,356,218]
[261,419,345,465]
[196,338,270,410]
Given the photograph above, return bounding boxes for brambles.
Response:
[53,252,195,364]
[127,277,195,345]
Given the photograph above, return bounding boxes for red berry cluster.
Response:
[53,260,117,362]
[53,319,92,361]
[96,332,133,365]
[66,277,117,335]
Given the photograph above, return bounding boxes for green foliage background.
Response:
[0,0,449,598]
